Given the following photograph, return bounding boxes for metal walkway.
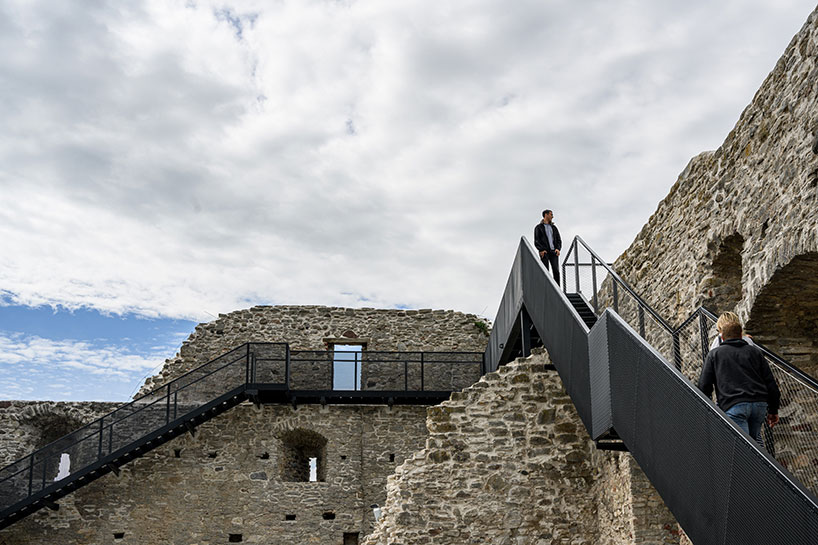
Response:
[0,345,482,530]
[486,236,818,545]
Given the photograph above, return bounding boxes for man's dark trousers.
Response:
[541,251,560,285]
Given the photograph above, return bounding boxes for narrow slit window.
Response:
[309,457,318,482]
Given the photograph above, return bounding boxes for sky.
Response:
[1,0,815,401]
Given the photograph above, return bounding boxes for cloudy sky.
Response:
[1,0,815,401]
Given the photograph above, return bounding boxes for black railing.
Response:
[563,235,818,497]
[0,343,483,529]
[489,236,818,544]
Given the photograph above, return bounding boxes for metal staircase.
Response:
[486,236,818,545]
[0,344,483,530]
[565,293,597,329]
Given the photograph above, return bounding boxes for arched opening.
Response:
[747,252,818,378]
[278,428,328,482]
[702,233,744,314]
[19,408,86,483]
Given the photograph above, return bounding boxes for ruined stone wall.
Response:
[0,402,428,545]
[362,350,680,545]
[610,7,818,378]
[140,306,490,395]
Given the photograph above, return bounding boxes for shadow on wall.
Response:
[701,233,745,315]
[278,428,328,482]
[747,252,818,380]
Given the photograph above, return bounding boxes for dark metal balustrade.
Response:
[487,235,818,544]
[0,343,483,530]
[561,235,818,498]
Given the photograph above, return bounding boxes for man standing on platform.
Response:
[534,209,562,285]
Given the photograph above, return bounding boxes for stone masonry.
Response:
[610,6,818,377]
[362,350,680,545]
[140,306,490,396]
[0,306,489,545]
[1,402,428,545]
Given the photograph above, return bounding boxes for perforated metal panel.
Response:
[484,243,524,373]
[606,312,818,545]
[588,313,612,440]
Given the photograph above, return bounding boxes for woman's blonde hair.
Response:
[716,311,742,339]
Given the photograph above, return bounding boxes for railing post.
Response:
[561,252,567,294]
[98,417,104,458]
[638,305,645,338]
[520,309,532,358]
[173,390,178,420]
[28,455,34,496]
[330,352,335,390]
[573,241,580,294]
[591,255,598,313]
[245,344,250,385]
[354,353,359,391]
[285,344,290,390]
[672,331,681,371]
[166,383,171,424]
[613,281,619,313]
[41,453,48,490]
[698,313,710,365]
[420,352,425,392]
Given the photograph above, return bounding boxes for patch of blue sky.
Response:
[0,304,197,402]
[332,344,361,390]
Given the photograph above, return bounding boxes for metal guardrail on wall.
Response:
[0,344,483,529]
[488,236,818,544]
[561,235,818,498]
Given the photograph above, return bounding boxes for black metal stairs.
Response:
[566,293,597,329]
[486,236,818,544]
[0,344,482,530]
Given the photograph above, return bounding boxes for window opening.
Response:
[113,532,125,540]
[55,453,70,481]
[389,453,395,462]
[279,429,328,482]
[309,457,318,482]
[332,344,362,390]
[285,514,296,521]
[343,532,360,545]
[323,512,336,520]
[228,534,243,543]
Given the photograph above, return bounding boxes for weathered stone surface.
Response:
[139,305,490,396]
[0,403,428,545]
[610,7,818,381]
[362,352,600,545]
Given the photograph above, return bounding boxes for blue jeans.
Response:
[725,401,767,448]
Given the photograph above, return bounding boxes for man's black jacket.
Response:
[698,338,780,414]
[534,222,562,253]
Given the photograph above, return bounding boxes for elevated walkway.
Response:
[486,236,818,544]
[0,345,482,530]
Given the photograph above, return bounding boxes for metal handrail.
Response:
[691,306,818,393]
[563,235,818,392]
[0,343,265,473]
[562,235,818,498]
[562,235,674,331]
[1,345,483,481]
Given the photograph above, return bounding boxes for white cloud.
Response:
[0,0,815,322]
[0,333,165,377]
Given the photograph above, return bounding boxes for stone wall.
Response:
[610,6,818,379]
[0,402,428,545]
[362,350,680,545]
[140,306,490,396]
